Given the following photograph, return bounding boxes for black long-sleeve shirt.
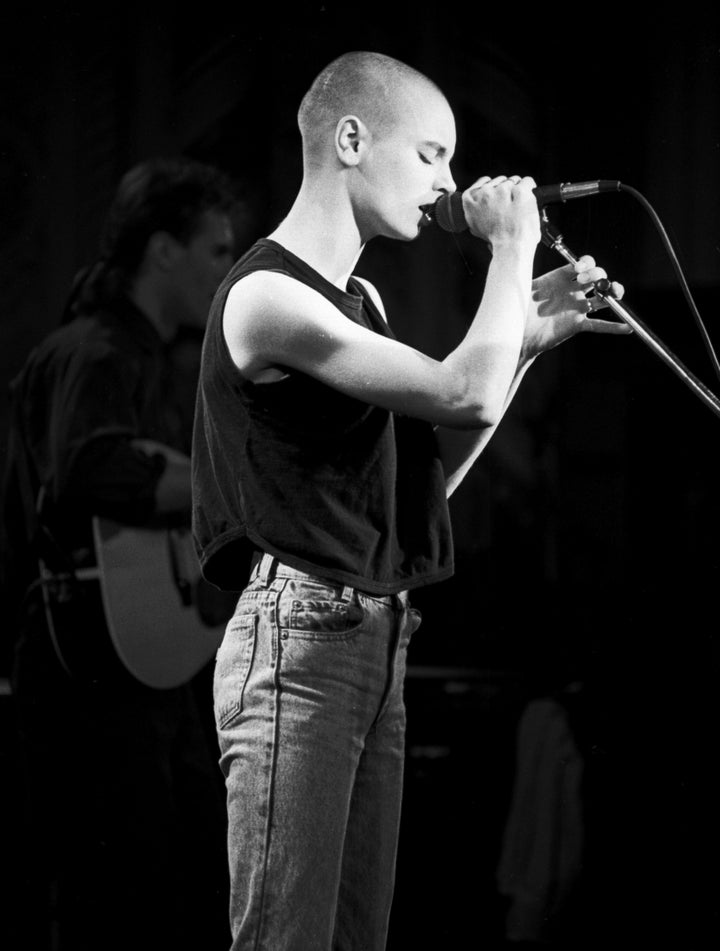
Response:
[2,296,188,608]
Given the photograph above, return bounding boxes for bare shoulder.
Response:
[221,269,357,380]
[223,270,328,344]
[224,269,308,322]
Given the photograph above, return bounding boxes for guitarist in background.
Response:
[1,158,241,951]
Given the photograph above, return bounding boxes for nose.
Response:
[434,164,456,197]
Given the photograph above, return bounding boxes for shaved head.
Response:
[298,51,447,164]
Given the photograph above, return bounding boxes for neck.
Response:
[269,179,366,290]
[128,276,176,342]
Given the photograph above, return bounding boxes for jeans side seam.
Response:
[253,585,283,951]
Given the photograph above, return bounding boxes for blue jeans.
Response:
[214,553,422,951]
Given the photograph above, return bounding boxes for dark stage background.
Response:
[1,4,719,948]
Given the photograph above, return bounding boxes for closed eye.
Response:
[418,152,433,165]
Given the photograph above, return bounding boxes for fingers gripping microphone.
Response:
[430,180,622,233]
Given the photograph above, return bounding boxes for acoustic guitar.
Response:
[38,517,236,688]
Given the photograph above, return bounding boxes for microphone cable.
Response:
[617,183,720,385]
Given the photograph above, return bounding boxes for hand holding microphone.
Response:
[422,174,627,345]
[457,175,541,249]
[425,178,622,233]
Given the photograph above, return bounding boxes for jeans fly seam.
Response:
[367,603,404,732]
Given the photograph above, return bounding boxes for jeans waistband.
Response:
[249,552,409,606]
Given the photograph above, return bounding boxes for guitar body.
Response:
[39,518,236,689]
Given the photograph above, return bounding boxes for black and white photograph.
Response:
[1,5,718,949]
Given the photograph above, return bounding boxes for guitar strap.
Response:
[4,379,87,659]
[4,376,42,556]
[6,389,69,580]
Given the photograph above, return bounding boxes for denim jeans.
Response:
[214,553,422,951]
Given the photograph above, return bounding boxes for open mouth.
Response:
[418,204,434,227]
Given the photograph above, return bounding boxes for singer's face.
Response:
[356,85,457,241]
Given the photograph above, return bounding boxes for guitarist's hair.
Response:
[61,157,238,324]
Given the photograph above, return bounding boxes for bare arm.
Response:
[436,255,629,495]
[223,177,540,431]
[436,359,534,497]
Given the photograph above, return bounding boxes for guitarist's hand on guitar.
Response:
[131,438,191,466]
[131,439,192,514]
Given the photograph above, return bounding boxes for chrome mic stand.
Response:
[540,211,720,421]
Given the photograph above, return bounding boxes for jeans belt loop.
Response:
[258,552,277,585]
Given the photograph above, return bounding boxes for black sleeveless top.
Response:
[192,238,453,595]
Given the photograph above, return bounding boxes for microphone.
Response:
[427,179,622,233]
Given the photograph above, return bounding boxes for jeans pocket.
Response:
[282,581,365,641]
[214,613,257,730]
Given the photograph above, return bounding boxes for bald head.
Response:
[298,51,447,165]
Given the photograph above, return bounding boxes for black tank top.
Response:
[192,238,453,595]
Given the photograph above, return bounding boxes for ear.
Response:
[145,231,184,272]
[335,115,368,167]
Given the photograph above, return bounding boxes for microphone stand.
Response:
[540,212,720,421]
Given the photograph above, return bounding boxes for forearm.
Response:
[63,436,170,524]
[442,244,535,427]
[437,356,535,496]
[70,438,192,518]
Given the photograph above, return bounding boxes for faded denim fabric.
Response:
[214,553,422,950]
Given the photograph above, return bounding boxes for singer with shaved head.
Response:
[192,50,629,950]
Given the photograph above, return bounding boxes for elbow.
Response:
[476,401,504,429]
[443,378,504,430]
[457,403,502,431]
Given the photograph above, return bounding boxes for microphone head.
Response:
[434,192,467,233]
